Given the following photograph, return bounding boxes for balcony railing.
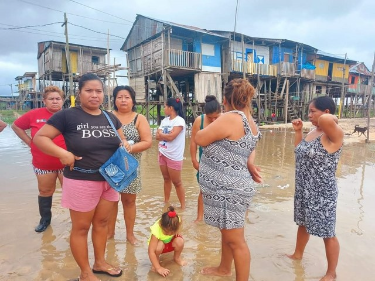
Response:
[168,49,202,70]
[347,84,375,95]
[232,59,277,76]
[276,62,295,76]
[301,69,315,80]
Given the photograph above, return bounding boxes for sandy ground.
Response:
[260,117,375,144]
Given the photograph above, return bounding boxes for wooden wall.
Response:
[194,72,222,103]
[129,76,146,102]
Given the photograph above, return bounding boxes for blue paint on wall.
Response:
[272,46,294,64]
[193,37,221,68]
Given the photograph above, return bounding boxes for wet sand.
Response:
[0,125,375,281]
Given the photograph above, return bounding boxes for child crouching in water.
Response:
[148,206,186,277]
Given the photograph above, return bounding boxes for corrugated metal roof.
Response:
[37,40,108,59]
[121,15,227,51]
[211,30,317,51]
[349,62,372,75]
[142,15,227,38]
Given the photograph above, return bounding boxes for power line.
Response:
[0,28,122,43]
[66,0,133,23]
[17,0,132,25]
[0,22,63,30]
[69,22,125,39]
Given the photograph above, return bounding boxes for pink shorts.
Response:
[158,152,183,171]
[62,177,119,212]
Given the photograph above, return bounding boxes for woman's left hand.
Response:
[249,164,262,183]
[121,139,131,152]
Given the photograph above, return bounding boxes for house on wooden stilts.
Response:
[121,15,227,125]
[347,62,375,117]
[212,30,319,123]
[37,41,120,107]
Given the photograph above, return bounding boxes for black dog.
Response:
[352,125,367,137]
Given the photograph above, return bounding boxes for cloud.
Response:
[0,0,374,96]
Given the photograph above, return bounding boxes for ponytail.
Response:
[166,98,185,119]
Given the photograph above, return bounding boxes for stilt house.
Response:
[121,15,227,122]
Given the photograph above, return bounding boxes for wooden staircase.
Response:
[286,103,298,121]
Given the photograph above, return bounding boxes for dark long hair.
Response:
[310,96,336,114]
[113,85,136,111]
[166,98,185,119]
[160,206,180,234]
[78,73,103,91]
[204,95,221,114]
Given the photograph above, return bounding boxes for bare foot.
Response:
[107,233,114,240]
[193,217,203,223]
[174,257,187,266]
[200,266,231,277]
[320,273,337,281]
[127,235,139,245]
[285,253,302,260]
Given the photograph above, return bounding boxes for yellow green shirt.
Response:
[148,219,174,244]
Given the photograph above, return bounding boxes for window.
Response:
[202,43,215,56]
[92,56,99,65]
[350,76,355,84]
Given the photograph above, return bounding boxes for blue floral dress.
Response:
[294,135,342,238]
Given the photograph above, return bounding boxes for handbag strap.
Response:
[72,111,121,174]
[102,110,122,142]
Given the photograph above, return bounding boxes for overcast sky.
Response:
[0,0,374,96]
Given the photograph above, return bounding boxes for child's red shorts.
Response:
[162,234,183,254]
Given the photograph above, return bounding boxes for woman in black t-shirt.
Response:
[34,73,129,281]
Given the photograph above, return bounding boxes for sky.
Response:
[0,0,374,96]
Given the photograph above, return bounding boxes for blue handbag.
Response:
[73,111,139,192]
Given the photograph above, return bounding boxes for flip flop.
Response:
[92,268,123,277]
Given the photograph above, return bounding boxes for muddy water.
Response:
[0,126,375,281]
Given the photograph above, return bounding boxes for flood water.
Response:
[0,126,375,281]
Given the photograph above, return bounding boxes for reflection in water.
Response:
[1,127,375,280]
[352,162,365,236]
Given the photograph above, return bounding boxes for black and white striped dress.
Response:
[199,110,260,230]
[294,135,342,238]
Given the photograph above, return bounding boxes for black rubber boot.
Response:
[35,196,52,233]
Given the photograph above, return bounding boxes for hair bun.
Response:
[205,95,217,103]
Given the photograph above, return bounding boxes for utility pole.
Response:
[366,52,375,143]
[339,53,347,118]
[241,34,245,78]
[9,84,17,110]
[62,13,74,104]
[107,29,112,110]
[284,80,290,124]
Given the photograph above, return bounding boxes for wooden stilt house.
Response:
[121,14,228,124]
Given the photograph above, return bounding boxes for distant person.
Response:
[190,95,221,222]
[271,112,276,122]
[107,85,152,244]
[33,73,126,281]
[288,96,344,281]
[0,119,6,132]
[148,206,186,277]
[195,79,262,280]
[156,98,186,209]
[11,85,66,232]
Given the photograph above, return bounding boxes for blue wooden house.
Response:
[121,14,228,106]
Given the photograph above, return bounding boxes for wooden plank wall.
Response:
[194,72,222,103]
[129,77,146,102]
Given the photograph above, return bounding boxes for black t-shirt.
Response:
[47,106,122,181]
